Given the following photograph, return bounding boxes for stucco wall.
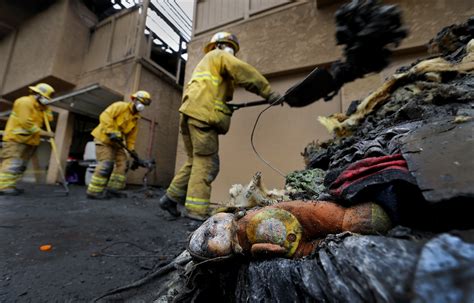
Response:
[77,60,137,94]
[0,0,66,94]
[0,0,97,95]
[51,0,96,84]
[0,33,16,91]
[187,0,474,79]
[126,67,182,186]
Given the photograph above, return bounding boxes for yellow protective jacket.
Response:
[3,95,53,146]
[91,101,140,150]
[180,49,272,134]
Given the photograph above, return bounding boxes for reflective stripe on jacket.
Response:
[179,49,272,134]
[3,95,52,146]
[91,101,140,150]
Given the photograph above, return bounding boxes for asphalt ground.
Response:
[0,184,198,302]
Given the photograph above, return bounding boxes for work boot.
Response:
[106,189,128,198]
[184,212,208,222]
[159,195,181,217]
[0,188,24,196]
[86,191,110,200]
[181,208,208,222]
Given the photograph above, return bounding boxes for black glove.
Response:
[130,159,141,171]
[107,132,122,143]
[128,149,139,161]
[130,158,155,170]
[266,91,284,105]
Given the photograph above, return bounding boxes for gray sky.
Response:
[175,0,194,20]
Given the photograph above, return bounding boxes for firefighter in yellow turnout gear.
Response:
[86,91,151,199]
[159,32,282,220]
[0,83,56,196]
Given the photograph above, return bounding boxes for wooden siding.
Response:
[83,9,139,72]
[194,0,245,34]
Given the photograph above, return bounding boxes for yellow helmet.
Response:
[29,83,55,100]
[131,90,151,105]
[204,32,240,54]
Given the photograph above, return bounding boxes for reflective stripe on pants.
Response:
[167,116,219,216]
[0,141,35,190]
[107,173,126,190]
[87,143,127,195]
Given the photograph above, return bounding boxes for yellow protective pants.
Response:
[0,141,36,190]
[86,143,128,195]
[166,116,219,216]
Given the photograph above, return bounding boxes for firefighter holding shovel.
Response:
[0,83,56,196]
[86,91,152,200]
[159,32,282,220]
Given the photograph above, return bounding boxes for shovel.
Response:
[114,140,156,187]
[43,112,69,196]
[228,67,337,111]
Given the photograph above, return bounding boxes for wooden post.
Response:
[46,107,74,184]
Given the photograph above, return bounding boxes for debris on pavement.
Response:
[39,244,52,252]
[0,184,192,302]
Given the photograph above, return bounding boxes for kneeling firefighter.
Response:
[159,32,282,220]
[86,91,151,199]
[0,83,56,195]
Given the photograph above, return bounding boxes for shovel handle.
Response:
[43,112,69,193]
[229,100,268,110]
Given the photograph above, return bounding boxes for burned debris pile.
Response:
[308,18,474,231]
